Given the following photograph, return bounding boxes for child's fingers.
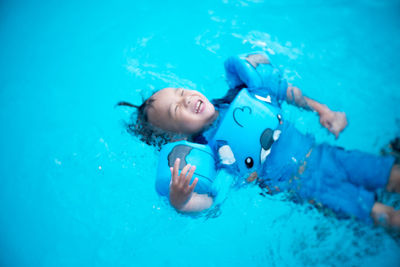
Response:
[188,177,198,192]
[321,119,337,136]
[172,158,180,183]
[324,120,332,130]
[179,164,191,185]
[184,165,196,188]
[332,128,339,139]
[170,167,176,184]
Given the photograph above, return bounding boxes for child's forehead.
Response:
[150,88,176,110]
[153,87,177,98]
[161,87,179,92]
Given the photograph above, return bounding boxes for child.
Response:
[120,52,400,229]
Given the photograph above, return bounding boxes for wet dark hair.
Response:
[211,84,244,108]
[116,95,173,148]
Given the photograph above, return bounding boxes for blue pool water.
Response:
[1,0,400,266]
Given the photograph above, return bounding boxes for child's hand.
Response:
[169,158,198,210]
[319,110,348,139]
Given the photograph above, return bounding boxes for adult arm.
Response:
[286,84,348,139]
[169,158,214,213]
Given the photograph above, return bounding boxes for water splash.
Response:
[232,31,303,60]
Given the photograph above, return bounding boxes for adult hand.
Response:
[320,110,348,139]
[169,158,198,209]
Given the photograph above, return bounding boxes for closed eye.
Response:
[173,88,184,114]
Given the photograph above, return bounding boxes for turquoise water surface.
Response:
[1,0,400,266]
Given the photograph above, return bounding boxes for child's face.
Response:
[147,87,217,135]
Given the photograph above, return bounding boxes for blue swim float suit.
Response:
[156,51,395,222]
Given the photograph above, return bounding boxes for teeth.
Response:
[195,101,202,113]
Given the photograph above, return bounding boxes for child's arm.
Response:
[286,84,348,139]
[224,52,347,138]
[169,158,214,213]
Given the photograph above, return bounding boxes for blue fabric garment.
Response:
[156,141,218,197]
[260,122,314,188]
[198,51,395,222]
[224,52,288,103]
[201,100,315,186]
[295,144,395,222]
[208,89,284,180]
[205,51,315,185]
[204,100,394,221]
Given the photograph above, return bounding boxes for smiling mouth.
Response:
[195,100,203,113]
